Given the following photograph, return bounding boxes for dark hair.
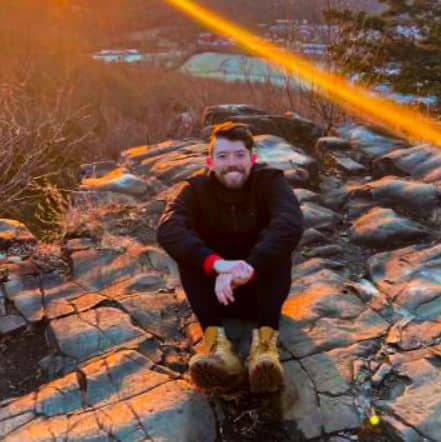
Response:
[208,121,254,156]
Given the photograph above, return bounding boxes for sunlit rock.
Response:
[286,269,365,324]
[345,176,440,216]
[254,135,318,186]
[35,372,82,417]
[70,243,150,292]
[280,308,388,358]
[202,103,267,126]
[301,340,378,396]
[71,189,140,207]
[349,207,429,249]
[48,307,148,361]
[314,136,365,176]
[79,160,118,180]
[386,320,441,350]
[3,275,43,322]
[121,139,200,165]
[80,167,150,197]
[0,219,35,251]
[337,124,406,159]
[79,349,168,407]
[368,243,441,318]
[3,381,216,442]
[202,107,324,148]
[373,143,441,184]
[301,201,340,230]
[384,359,441,441]
[118,291,180,338]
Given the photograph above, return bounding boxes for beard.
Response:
[219,168,246,189]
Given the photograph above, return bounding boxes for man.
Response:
[157,121,304,393]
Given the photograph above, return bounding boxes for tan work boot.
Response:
[189,326,245,391]
[248,326,284,393]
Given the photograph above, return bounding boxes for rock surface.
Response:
[1,108,440,441]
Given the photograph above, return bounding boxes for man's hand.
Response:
[214,260,255,305]
[215,273,235,305]
[213,259,254,282]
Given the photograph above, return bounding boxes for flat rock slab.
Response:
[121,139,198,165]
[287,268,365,323]
[0,351,169,438]
[79,349,169,408]
[71,244,151,292]
[35,372,83,417]
[0,314,26,334]
[4,380,216,442]
[326,152,365,175]
[384,359,441,441]
[319,394,361,434]
[48,307,148,361]
[282,360,322,439]
[373,143,441,184]
[40,272,86,320]
[79,160,118,179]
[387,319,441,350]
[301,340,378,396]
[291,258,345,280]
[301,201,340,231]
[280,307,388,358]
[203,112,324,149]
[119,292,180,339]
[345,176,440,216]
[201,103,267,127]
[148,151,206,184]
[314,136,351,158]
[72,189,140,207]
[0,219,36,250]
[293,188,321,204]
[254,135,318,186]
[133,143,203,178]
[349,207,428,249]
[282,266,388,357]
[3,276,43,322]
[337,124,406,159]
[80,167,150,197]
[368,243,441,317]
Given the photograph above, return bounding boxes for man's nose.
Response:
[225,156,237,167]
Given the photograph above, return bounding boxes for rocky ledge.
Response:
[1,105,440,441]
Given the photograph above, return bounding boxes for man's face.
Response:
[208,138,253,189]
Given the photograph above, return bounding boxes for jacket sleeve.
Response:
[246,171,304,275]
[156,180,220,271]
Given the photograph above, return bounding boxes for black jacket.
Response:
[156,164,304,275]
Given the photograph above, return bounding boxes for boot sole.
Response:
[190,358,243,391]
[249,360,284,393]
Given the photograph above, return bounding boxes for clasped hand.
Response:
[213,259,254,306]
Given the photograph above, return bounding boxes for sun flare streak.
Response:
[166,0,441,146]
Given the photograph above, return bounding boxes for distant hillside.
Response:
[140,0,383,28]
[0,0,383,58]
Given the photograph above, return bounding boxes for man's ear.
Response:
[250,153,257,165]
[205,156,213,167]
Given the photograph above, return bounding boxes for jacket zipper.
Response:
[231,204,237,232]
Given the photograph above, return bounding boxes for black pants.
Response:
[178,259,292,330]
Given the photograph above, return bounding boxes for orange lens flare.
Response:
[166,0,441,147]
